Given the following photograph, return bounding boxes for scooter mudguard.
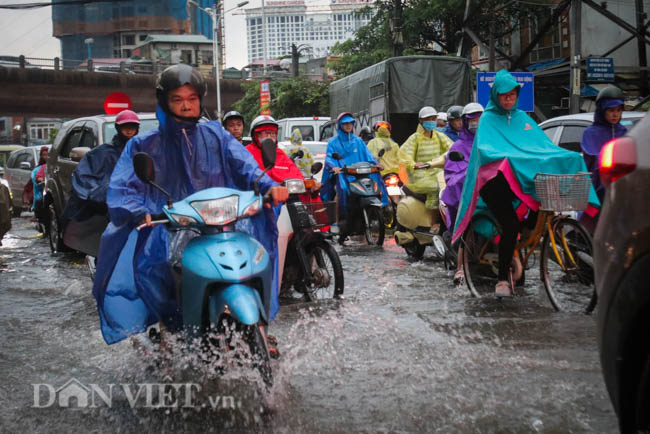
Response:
[359,196,383,208]
[181,232,272,335]
[209,284,265,326]
[396,196,434,230]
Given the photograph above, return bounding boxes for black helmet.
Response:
[596,86,623,103]
[156,64,207,120]
[446,105,464,121]
[223,110,244,125]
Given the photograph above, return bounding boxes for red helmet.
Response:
[115,110,140,125]
[373,120,391,131]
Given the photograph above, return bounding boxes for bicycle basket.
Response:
[287,201,337,229]
[534,172,591,211]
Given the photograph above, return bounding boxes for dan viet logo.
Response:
[32,378,238,410]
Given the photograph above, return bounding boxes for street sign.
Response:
[260,80,271,115]
[104,92,132,115]
[477,72,535,112]
[586,57,615,82]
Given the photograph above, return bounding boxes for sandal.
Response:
[495,280,512,297]
[267,334,280,359]
[429,223,441,235]
[453,269,465,285]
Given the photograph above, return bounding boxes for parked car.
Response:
[276,117,331,142]
[539,111,646,153]
[594,112,650,432]
[4,145,51,217]
[45,113,158,253]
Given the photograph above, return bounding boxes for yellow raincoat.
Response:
[367,126,400,177]
[284,129,315,178]
[399,124,453,209]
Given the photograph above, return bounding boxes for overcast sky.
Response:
[0,0,271,69]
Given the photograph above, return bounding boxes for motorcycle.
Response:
[394,151,464,264]
[382,172,402,229]
[131,139,279,386]
[330,152,385,246]
[277,159,344,300]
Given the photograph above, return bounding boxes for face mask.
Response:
[468,120,479,134]
[422,121,437,131]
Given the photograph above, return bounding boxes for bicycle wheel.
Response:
[304,240,344,300]
[461,213,501,297]
[363,206,385,246]
[540,217,594,311]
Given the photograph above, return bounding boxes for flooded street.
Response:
[0,217,617,433]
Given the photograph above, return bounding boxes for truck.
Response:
[328,55,472,145]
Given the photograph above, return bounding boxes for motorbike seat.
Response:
[402,185,427,203]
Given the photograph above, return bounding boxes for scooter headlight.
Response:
[355,167,372,174]
[191,195,239,226]
[284,179,306,194]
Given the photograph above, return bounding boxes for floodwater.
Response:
[0,218,617,433]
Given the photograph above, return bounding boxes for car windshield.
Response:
[102,119,159,142]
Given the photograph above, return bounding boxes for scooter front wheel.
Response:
[245,324,273,388]
[304,240,344,300]
[363,206,385,246]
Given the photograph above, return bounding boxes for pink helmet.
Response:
[115,110,140,125]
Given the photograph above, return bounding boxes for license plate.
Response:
[387,186,401,195]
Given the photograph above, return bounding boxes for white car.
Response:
[276,117,331,142]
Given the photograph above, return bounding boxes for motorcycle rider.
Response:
[399,106,454,234]
[91,64,287,345]
[223,110,245,143]
[367,121,400,177]
[443,105,464,142]
[321,112,389,243]
[285,128,315,178]
[63,110,140,227]
[359,125,374,144]
[580,86,626,203]
[441,102,484,285]
[436,112,447,130]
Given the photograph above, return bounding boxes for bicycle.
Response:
[461,172,595,312]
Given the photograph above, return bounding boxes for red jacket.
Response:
[245,143,305,183]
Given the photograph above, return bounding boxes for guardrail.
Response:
[4,55,177,76]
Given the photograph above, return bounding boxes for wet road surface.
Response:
[0,217,617,432]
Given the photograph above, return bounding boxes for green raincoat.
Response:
[284,129,315,178]
[367,126,400,177]
[399,124,453,209]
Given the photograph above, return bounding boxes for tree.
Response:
[330,0,554,78]
[233,78,330,128]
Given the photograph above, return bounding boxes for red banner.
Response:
[260,80,271,115]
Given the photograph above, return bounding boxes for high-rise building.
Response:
[52,0,191,61]
[245,0,374,63]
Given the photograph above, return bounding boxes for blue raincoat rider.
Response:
[91,64,287,344]
[320,112,389,218]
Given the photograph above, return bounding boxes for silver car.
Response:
[4,145,51,217]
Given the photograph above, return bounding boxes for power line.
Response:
[4,13,51,48]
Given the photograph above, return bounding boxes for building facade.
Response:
[52,0,191,62]
[245,0,374,63]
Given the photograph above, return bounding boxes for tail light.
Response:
[599,136,637,187]
[385,175,400,186]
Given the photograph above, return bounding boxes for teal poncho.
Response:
[452,70,600,243]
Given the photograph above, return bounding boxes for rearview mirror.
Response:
[448,151,464,162]
[261,138,277,170]
[310,162,323,175]
[133,152,155,184]
[291,149,304,161]
[378,149,385,158]
[331,152,342,161]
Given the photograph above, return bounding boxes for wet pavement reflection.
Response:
[0,218,617,432]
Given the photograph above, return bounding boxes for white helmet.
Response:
[462,102,485,117]
[437,112,447,122]
[418,106,437,119]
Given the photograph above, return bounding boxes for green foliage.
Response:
[233,78,330,129]
[47,129,59,144]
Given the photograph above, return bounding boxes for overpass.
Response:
[0,66,244,119]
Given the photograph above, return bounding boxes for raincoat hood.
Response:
[376,126,391,139]
[290,128,303,145]
[452,70,599,243]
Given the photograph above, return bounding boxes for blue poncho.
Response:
[453,70,600,243]
[320,120,389,213]
[92,108,279,345]
[580,98,627,202]
[443,124,460,143]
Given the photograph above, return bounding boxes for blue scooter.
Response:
[132,139,278,386]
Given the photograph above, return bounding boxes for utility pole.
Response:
[635,0,648,96]
[489,24,496,71]
[569,0,582,114]
[391,0,404,57]
[291,43,299,77]
[262,0,268,77]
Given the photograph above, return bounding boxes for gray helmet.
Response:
[223,110,244,125]
[596,86,623,103]
[156,64,207,118]
[446,105,464,121]
[360,126,372,135]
